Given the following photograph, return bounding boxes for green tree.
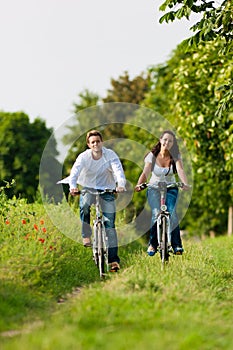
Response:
[0,112,60,202]
[102,71,151,140]
[159,0,233,115]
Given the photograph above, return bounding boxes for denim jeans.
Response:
[147,187,182,249]
[79,188,120,263]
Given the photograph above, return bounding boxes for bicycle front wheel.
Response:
[160,216,169,263]
[97,222,105,278]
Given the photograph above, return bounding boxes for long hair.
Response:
[149,130,180,173]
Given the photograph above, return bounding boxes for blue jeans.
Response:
[79,188,120,263]
[147,187,182,249]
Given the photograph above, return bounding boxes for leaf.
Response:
[159,11,176,23]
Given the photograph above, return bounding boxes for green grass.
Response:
[1,199,233,349]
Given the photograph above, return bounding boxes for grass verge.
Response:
[1,235,233,350]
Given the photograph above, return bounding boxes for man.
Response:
[69,130,126,272]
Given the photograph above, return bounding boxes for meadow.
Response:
[1,196,233,350]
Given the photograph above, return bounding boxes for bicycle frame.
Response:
[156,182,172,263]
[79,188,116,278]
[92,190,108,278]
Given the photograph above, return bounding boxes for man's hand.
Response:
[70,188,80,196]
[116,186,125,193]
[134,184,142,192]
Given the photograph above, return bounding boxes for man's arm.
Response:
[110,156,126,191]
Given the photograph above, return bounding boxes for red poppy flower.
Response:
[22,219,27,225]
[34,224,39,231]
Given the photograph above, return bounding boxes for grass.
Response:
[1,198,233,349]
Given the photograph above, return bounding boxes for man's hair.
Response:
[86,130,103,143]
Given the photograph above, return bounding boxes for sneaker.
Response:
[147,245,157,256]
[83,237,92,247]
[109,262,120,272]
[174,247,184,255]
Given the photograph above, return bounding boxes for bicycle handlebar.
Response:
[72,188,118,196]
[137,181,187,191]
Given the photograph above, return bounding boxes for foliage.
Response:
[0,194,100,332]
[0,112,60,202]
[159,0,233,122]
[103,71,150,104]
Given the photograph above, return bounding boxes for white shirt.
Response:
[69,147,126,190]
[145,152,176,184]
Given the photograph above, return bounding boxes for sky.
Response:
[0,0,199,130]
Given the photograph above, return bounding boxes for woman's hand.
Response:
[181,184,191,191]
[134,184,143,192]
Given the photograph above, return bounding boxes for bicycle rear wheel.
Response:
[160,216,169,263]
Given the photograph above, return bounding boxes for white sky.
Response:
[0,0,199,129]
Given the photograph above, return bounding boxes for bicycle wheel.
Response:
[160,216,169,263]
[93,223,98,267]
[97,222,105,278]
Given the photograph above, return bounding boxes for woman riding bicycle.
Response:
[135,130,190,256]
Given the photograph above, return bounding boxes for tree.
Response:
[159,0,233,116]
[0,112,60,202]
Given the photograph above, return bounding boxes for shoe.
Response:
[174,247,184,255]
[83,237,92,247]
[109,262,120,272]
[147,245,157,256]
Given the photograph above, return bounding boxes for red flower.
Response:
[5,219,10,225]
[42,227,47,233]
[40,219,44,225]
[21,219,27,224]
[38,238,45,243]
[34,224,39,231]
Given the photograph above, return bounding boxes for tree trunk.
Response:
[228,206,233,236]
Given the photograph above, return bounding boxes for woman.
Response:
[135,130,190,256]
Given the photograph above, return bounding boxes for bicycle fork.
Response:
[157,212,171,248]
[157,186,172,254]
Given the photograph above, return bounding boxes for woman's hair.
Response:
[86,130,103,143]
[149,130,180,173]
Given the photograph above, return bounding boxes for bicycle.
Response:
[139,181,185,264]
[74,188,117,278]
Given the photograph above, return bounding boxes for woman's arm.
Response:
[135,162,152,192]
[176,159,189,190]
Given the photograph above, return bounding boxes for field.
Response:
[1,199,233,350]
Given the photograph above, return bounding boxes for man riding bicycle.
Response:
[69,130,126,272]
